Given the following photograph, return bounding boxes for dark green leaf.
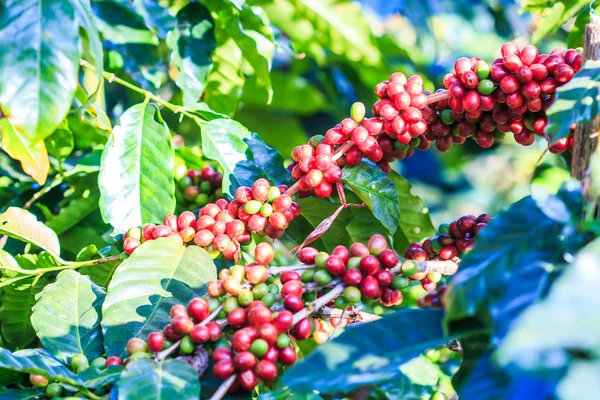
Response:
[389,170,435,253]
[0,388,44,399]
[259,389,322,400]
[99,103,175,234]
[200,118,290,197]
[342,161,400,235]
[102,239,217,358]
[497,238,600,371]
[0,207,61,258]
[76,245,121,288]
[133,0,176,38]
[118,358,200,400]
[546,60,600,142]
[70,0,104,82]
[77,365,124,389]
[530,0,589,44]
[444,194,572,338]
[281,309,447,394]
[0,0,81,141]
[46,190,100,236]
[167,2,216,106]
[31,270,105,363]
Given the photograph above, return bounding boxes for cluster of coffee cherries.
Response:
[297,234,412,307]
[405,213,491,291]
[122,179,300,260]
[429,43,580,152]
[176,166,223,208]
[417,284,447,309]
[289,140,343,198]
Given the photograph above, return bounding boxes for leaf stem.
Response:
[79,60,201,123]
[0,254,122,280]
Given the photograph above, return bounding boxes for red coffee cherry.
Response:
[360,255,381,276]
[190,324,211,343]
[292,318,313,340]
[283,295,304,313]
[272,310,293,333]
[255,360,277,381]
[227,307,247,327]
[278,346,297,366]
[360,276,381,299]
[325,255,346,276]
[188,298,209,322]
[213,348,233,363]
[146,332,164,352]
[214,360,235,379]
[343,269,363,286]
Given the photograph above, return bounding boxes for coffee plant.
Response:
[0,0,600,399]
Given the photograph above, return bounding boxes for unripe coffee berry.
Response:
[126,338,148,355]
[351,102,366,122]
[343,286,362,304]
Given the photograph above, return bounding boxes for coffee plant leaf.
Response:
[102,239,217,358]
[167,2,217,106]
[0,348,84,387]
[31,270,105,364]
[118,358,200,400]
[203,37,245,116]
[200,118,290,197]
[0,118,50,185]
[0,0,80,142]
[77,365,124,390]
[529,0,589,44]
[0,388,44,399]
[0,250,18,271]
[546,60,600,143]
[259,389,323,400]
[0,207,61,259]
[92,0,155,45]
[132,0,176,39]
[342,161,400,236]
[389,170,436,252]
[497,238,600,372]
[281,309,447,394]
[44,126,74,167]
[76,245,121,288]
[444,193,571,337]
[455,348,511,400]
[557,361,600,399]
[69,0,103,82]
[203,0,273,102]
[46,189,100,236]
[98,102,175,234]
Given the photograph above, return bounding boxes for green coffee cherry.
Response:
[334,296,347,309]
[276,334,291,349]
[252,282,268,299]
[195,193,210,206]
[179,336,195,354]
[391,275,410,290]
[91,357,106,369]
[475,61,490,80]
[238,288,254,307]
[314,270,333,285]
[129,352,151,361]
[350,102,366,122]
[199,180,212,194]
[347,257,361,269]
[438,223,450,234]
[401,260,418,277]
[71,354,89,373]
[261,293,277,308]
[250,339,269,357]
[315,252,329,269]
[343,286,361,304]
[46,382,63,397]
[477,79,495,95]
[245,200,262,214]
[440,109,454,126]
[268,284,280,294]
[260,203,273,217]
[223,297,239,313]
[301,269,316,282]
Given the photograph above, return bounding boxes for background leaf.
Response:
[0,118,50,185]
[546,60,600,142]
[281,309,447,394]
[342,161,400,235]
[0,0,80,141]
[0,207,61,258]
[0,348,81,387]
[530,0,589,44]
[102,239,217,358]
[31,270,105,363]
[118,358,200,400]
[167,2,217,106]
[99,102,175,234]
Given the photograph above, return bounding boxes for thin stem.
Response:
[284,181,300,196]
[389,259,459,276]
[292,282,345,325]
[155,304,224,362]
[328,307,346,341]
[210,374,237,400]
[80,60,201,123]
[426,90,450,105]
[332,141,354,161]
[268,264,316,275]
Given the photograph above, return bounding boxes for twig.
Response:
[389,259,459,276]
[332,141,355,161]
[209,374,237,400]
[292,282,345,324]
[284,181,300,196]
[426,90,450,105]
[328,307,346,341]
[268,264,316,275]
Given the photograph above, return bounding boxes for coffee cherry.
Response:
[401,260,419,277]
[292,318,313,340]
[343,286,362,304]
[255,359,277,381]
[360,255,381,276]
[325,255,346,276]
[123,237,141,255]
[380,287,403,306]
[378,249,399,268]
[246,266,269,285]
[281,271,301,284]
[105,356,124,367]
[238,369,259,391]
[30,374,48,387]
[212,348,233,363]
[46,382,63,397]
[282,280,303,297]
[343,269,363,286]
[214,360,235,379]
[232,330,252,353]
[126,338,148,355]
[278,346,297,366]
[375,269,393,287]
[171,316,194,335]
[272,310,293,333]
[258,323,278,345]
[255,242,274,265]
[283,294,304,313]
[360,275,381,299]
[188,298,209,322]
[227,307,247,327]
[391,275,409,290]
[314,269,333,285]
[368,234,388,255]
[238,288,254,307]
[350,242,370,257]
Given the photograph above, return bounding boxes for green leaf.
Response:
[546,60,600,142]
[44,128,74,165]
[118,358,201,400]
[444,194,572,338]
[497,238,600,370]
[92,0,157,45]
[0,348,86,388]
[0,273,52,348]
[259,389,323,400]
[77,364,124,389]
[76,245,121,288]
[70,0,104,83]
[99,103,175,234]
[0,388,44,399]
[0,118,50,185]
[204,36,245,116]
[46,190,100,236]
[281,309,447,394]
[31,270,105,363]
[531,0,589,44]
[389,170,435,253]
[0,250,18,270]
[200,118,290,197]
[133,0,176,38]
[0,207,61,259]
[0,0,80,141]
[167,2,217,106]
[102,239,217,358]
[204,0,273,101]
[262,0,380,65]
[342,161,400,235]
